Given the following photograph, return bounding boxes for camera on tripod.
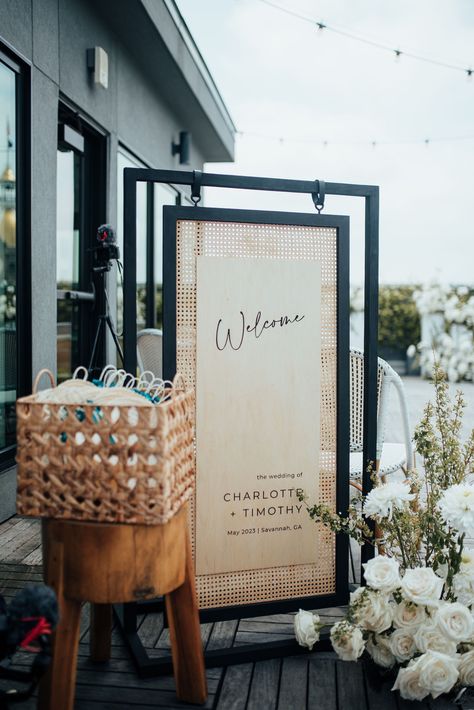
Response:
[88,224,124,373]
[92,224,120,273]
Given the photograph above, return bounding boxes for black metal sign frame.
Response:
[119,169,379,677]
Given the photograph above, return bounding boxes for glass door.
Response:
[0,56,18,451]
[56,107,106,381]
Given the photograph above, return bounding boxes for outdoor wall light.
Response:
[87,46,109,89]
[171,131,191,165]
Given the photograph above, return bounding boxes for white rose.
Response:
[350,587,393,633]
[414,619,458,655]
[389,628,417,663]
[363,481,415,520]
[438,484,474,536]
[366,635,396,669]
[416,650,460,699]
[459,650,474,686]
[453,571,474,607]
[330,621,365,662]
[294,609,320,651]
[393,600,427,629]
[392,659,429,701]
[437,602,474,642]
[401,567,444,606]
[363,555,401,593]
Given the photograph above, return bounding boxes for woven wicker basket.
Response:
[16,370,195,525]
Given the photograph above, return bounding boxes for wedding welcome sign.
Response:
[163,207,349,614]
[195,257,321,576]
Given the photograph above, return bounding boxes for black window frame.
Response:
[56,101,107,378]
[117,145,181,332]
[145,180,181,330]
[0,42,31,471]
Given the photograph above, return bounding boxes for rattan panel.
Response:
[176,219,338,609]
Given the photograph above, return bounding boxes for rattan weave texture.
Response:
[176,218,339,608]
[16,380,195,525]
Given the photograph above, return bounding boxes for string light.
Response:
[236,130,474,148]
[256,0,472,77]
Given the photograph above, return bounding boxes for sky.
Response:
[175,0,474,285]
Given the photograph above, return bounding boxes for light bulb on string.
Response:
[467,68,473,82]
[394,49,402,64]
[424,139,430,147]
[315,21,326,46]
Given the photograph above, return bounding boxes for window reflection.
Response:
[56,149,81,381]
[116,150,147,336]
[154,183,178,329]
[116,150,178,374]
[0,60,17,449]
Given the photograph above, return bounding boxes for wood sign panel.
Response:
[163,207,349,614]
[195,257,321,576]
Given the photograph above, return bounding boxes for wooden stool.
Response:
[37,505,207,709]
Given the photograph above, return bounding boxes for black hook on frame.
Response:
[191,169,202,206]
[312,179,325,213]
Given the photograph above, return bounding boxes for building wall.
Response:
[0,0,222,520]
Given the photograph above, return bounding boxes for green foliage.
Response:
[378,286,420,351]
[303,363,474,596]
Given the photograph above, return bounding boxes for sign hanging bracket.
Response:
[312,179,325,213]
[191,169,202,206]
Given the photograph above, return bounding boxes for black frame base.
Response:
[114,602,333,678]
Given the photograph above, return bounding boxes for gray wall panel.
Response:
[58,0,117,133]
[116,42,205,170]
[0,0,32,60]
[30,68,58,380]
[32,0,59,83]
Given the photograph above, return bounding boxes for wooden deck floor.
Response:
[2,555,474,709]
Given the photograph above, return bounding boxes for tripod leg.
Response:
[106,316,125,365]
[88,317,104,372]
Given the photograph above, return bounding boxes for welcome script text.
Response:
[215,310,305,351]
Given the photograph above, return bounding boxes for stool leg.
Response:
[38,534,82,710]
[165,533,207,705]
[90,603,112,662]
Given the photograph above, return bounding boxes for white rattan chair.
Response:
[349,348,414,481]
[137,328,163,379]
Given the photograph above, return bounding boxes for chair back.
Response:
[349,348,414,470]
[137,329,163,378]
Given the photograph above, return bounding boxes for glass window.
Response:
[117,150,147,335]
[154,183,179,330]
[56,149,82,381]
[0,59,17,450]
[116,148,179,375]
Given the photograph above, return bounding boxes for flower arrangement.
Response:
[295,364,474,701]
[413,282,474,382]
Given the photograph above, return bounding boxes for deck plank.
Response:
[336,658,367,709]
[215,663,253,710]
[206,619,239,650]
[247,658,281,710]
[277,655,307,710]
[308,656,338,710]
